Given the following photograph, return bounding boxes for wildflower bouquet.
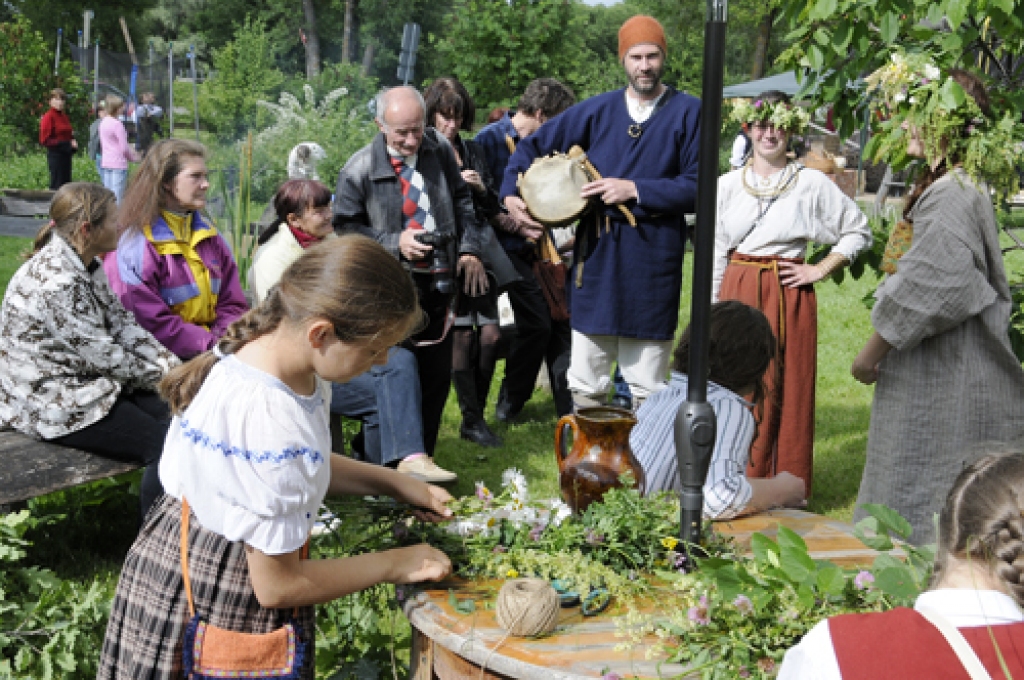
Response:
[322,471,931,679]
[648,504,933,679]
[731,98,811,134]
[406,469,733,602]
[864,49,1024,199]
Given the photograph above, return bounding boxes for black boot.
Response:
[453,370,503,447]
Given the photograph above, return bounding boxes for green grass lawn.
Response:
[0,236,29,296]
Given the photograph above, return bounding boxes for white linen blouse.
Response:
[713,165,872,300]
[778,589,1024,679]
[159,355,333,555]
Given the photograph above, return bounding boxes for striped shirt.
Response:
[630,372,755,519]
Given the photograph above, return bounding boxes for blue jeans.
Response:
[330,347,424,466]
[100,167,128,204]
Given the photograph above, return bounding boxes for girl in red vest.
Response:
[779,450,1024,679]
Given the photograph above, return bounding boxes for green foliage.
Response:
[212,132,258,287]
[200,16,285,141]
[4,0,156,54]
[0,510,111,679]
[657,504,932,678]
[777,0,1024,140]
[0,152,100,191]
[432,0,591,109]
[242,78,377,203]
[0,17,90,148]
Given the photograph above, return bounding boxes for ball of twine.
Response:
[495,578,560,637]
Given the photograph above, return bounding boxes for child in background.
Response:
[249,180,434,478]
[630,300,806,519]
[98,234,452,679]
[0,183,179,519]
[87,100,107,177]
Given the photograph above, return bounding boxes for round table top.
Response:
[404,509,880,679]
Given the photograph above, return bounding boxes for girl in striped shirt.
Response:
[630,300,806,519]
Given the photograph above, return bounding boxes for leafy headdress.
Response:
[865,50,1024,199]
[731,96,810,135]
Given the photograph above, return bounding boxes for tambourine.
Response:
[517,150,595,227]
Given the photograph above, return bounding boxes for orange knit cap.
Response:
[618,15,667,61]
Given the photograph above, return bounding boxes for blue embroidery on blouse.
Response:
[178,419,324,464]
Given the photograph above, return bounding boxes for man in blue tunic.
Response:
[475,78,577,422]
[501,15,700,409]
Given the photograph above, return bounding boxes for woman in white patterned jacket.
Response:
[0,183,179,519]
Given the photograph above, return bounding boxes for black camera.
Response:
[413,231,455,296]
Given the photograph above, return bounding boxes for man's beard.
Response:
[628,66,663,97]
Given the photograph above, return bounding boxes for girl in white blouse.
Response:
[98,234,453,680]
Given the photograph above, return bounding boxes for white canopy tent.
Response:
[722,72,801,98]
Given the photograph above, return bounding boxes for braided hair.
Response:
[932,449,1024,605]
[159,234,422,414]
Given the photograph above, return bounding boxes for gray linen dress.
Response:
[854,169,1024,545]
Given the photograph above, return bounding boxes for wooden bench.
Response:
[0,430,138,505]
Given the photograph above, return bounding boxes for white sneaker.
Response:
[311,510,341,536]
[397,456,458,483]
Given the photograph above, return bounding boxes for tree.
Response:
[201,16,286,139]
[5,0,156,53]
[777,0,1024,138]
[301,0,322,78]
[0,17,89,149]
[432,0,591,109]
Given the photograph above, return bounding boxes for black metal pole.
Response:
[676,0,727,553]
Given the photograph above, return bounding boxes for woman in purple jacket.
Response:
[104,139,249,359]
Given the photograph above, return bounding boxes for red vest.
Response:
[831,608,1024,679]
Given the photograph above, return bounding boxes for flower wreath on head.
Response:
[865,49,1024,200]
[731,98,811,134]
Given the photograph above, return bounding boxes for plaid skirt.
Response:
[97,493,316,680]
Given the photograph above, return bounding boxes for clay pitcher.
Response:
[554,406,646,514]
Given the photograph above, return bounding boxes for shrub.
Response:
[0,510,112,679]
[239,83,378,203]
[0,153,100,190]
[0,18,90,148]
[200,16,285,141]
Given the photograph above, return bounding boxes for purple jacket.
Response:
[104,212,249,359]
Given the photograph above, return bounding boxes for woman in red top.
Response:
[38,88,77,190]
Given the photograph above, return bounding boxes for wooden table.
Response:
[405,509,878,679]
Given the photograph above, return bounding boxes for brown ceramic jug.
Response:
[554,406,646,514]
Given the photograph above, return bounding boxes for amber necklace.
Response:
[741,160,800,199]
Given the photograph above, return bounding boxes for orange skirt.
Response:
[719,253,817,493]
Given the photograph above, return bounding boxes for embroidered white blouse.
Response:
[778,589,1024,679]
[713,165,872,300]
[0,234,179,439]
[159,356,333,555]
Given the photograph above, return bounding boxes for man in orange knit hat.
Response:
[500,15,700,411]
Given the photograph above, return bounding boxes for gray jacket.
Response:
[333,130,483,268]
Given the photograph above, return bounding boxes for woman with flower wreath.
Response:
[850,56,1024,545]
[713,91,871,494]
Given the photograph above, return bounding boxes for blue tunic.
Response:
[499,88,700,340]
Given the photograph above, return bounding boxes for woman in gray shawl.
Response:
[851,61,1024,545]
